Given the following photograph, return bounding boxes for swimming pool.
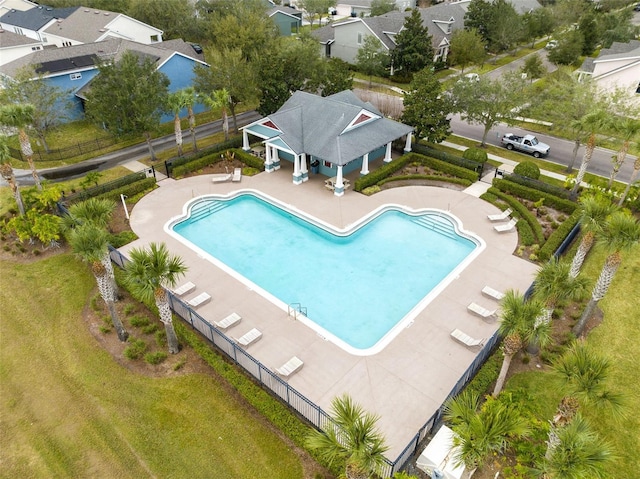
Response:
[167,190,484,355]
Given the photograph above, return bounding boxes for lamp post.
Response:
[120,194,129,220]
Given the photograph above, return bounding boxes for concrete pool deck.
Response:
[121,165,539,460]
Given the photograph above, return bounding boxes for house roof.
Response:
[578,40,640,74]
[0,36,205,78]
[268,5,302,19]
[246,90,412,165]
[0,27,42,47]
[42,7,162,44]
[0,5,78,30]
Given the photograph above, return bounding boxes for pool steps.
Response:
[411,215,458,240]
[188,200,229,223]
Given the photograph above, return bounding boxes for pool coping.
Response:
[121,165,539,460]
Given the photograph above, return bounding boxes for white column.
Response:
[300,153,309,181]
[384,142,392,162]
[360,152,369,175]
[264,143,273,172]
[242,130,250,151]
[334,165,345,197]
[272,146,281,170]
[404,132,413,152]
[293,154,301,184]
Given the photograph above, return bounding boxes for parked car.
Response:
[545,40,558,50]
[634,3,640,11]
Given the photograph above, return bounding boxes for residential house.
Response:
[241,90,413,196]
[0,4,163,48]
[268,4,302,36]
[577,40,640,109]
[312,0,542,65]
[0,37,207,122]
[332,0,416,18]
[0,0,37,13]
[0,27,44,66]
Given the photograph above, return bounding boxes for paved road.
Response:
[11,110,262,185]
[483,48,557,81]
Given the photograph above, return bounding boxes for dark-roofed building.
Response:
[0,37,208,122]
[268,4,302,36]
[577,40,640,108]
[0,5,77,41]
[0,27,44,65]
[241,90,413,196]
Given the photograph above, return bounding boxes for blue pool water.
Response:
[171,192,480,354]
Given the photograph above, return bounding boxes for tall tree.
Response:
[124,242,187,354]
[0,103,42,190]
[522,8,555,47]
[568,194,617,279]
[194,47,259,133]
[183,87,199,152]
[571,109,610,195]
[445,391,531,470]
[164,90,190,156]
[86,52,170,162]
[464,0,494,44]
[486,0,522,53]
[391,8,434,77]
[401,67,451,143]
[298,0,335,28]
[2,65,71,153]
[548,30,585,66]
[608,117,640,188]
[448,28,486,74]
[203,90,231,141]
[356,35,389,87]
[67,223,128,342]
[316,58,354,97]
[306,394,389,479]
[578,11,600,56]
[450,72,527,146]
[573,211,640,336]
[370,0,397,16]
[0,135,25,215]
[618,155,640,206]
[521,54,546,82]
[492,290,549,397]
[127,0,199,41]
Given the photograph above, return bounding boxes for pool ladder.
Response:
[288,303,307,320]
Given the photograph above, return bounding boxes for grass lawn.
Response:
[505,246,640,479]
[0,254,307,478]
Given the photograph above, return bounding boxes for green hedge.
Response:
[537,209,581,262]
[505,173,573,200]
[64,171,146,203]
[483,187,542,246]
[379,175,473,188]
[168,136,243,170]
[95,177,157,203]
[493,178,577,214]
[412,142,480,171]
[354,155,412,191]
[172,147,264,178]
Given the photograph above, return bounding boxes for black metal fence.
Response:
[9,136,116,163]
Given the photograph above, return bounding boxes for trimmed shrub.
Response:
[124,338,147,360]
[144,351,168,365]
[109,231,138,248]
[96,178,156,203]
[462,147,488,163]
[538,209,581,262]
[513,161,540,180]
[354,154,412,191]
[172,147,264,178]
[483,187,543,245]
[412,142,479,171]
[493,178,577,214]
[168,137,243,171]
[379,175,472,188]
[506,173,573,199]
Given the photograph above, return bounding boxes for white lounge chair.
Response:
[211,173,232,183]
[232,168,242,182]
[451,328,484,348]
[236,328,262,347]
[276,356,304,377]
[214,312,241,330]
[173,281,195,297]
[187,292,211,308]
[467,302,497,319]
[487,207,512,222]
[482,286,505,301]
[494,218,518,233]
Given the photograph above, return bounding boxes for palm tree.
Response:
[444,391,531,470]
[618,155,640,206]
[306,394,389,479]
[546,342,623,461]
[0,135,25,215]
[534,258,590,325]
[123,242,187,354]
[0,103,42,190]
[203,89,231,141]
[571,110,610,195]
[183,87,199,152]
[67,223,128,341]
[569,195,618,278]
[541,414,612,479]
[492,290,549,397]
[573,211,640,336]
[165,90,189,156]
[608,117,640,188]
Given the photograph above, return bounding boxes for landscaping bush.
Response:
[172,147,264,178]
[63,171,147,203]
[354,154,412,191]
[412,142,480,171]
[513,161,540,180]
[483,187,543,245]
[109,231,138,248]
[537,209,581,262]
[129,315,150,327]
[493,178,577,214]
[144,351,168,365]
[506,173,573,199]
[168,137,243,171]
[124,338,147,360]
[379,175,472,188]
[96,178,156,203]
[462,147,488,163]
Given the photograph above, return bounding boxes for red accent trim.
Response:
[262,120,278,130]
[353,113,371,125]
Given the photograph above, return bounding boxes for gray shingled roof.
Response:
[268,5,302,17]
[0,37,204,78]
[261,90,412,166]
[310,24,334,44]
[0,5,78,30]
[0,28,43,47]
[578,40,640,73]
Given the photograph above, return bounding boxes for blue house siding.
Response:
[159,54,206,123]
[271,12,301,36]
[47,69,99,121]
